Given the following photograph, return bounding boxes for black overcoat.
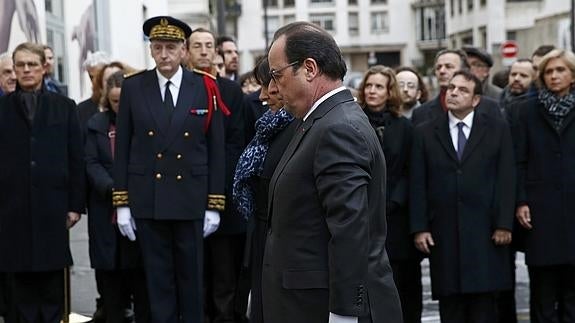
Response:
[410,109,516,298]
[363,109,419,261]
[0,90,85,272]
[515,97,575,266]
[85,111,142,269]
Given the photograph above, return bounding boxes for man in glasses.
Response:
[395,66,429,120]
[0,42,84,323]
[263,21,402,323]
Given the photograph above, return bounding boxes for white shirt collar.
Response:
[156,66,183,91]
[303,86,347,121]
[448,110,474,130]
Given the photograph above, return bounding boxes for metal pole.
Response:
[571,0,575,51]
[217,0,226,36]
[263,0,269,50]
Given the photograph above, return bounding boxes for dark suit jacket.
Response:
[412,94,502,127]
[85,111,143,270]
[77,97,99,127]
[0,89,85,272]
[113,69,226,219]
[515,97,575,266]
[262,89,402,323]
[410,109,515,297]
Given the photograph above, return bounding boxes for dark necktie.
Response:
[21,91,38,122]
[457,122,467,160]
[164,81,174,115]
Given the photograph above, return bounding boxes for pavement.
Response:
[1,218,532,322]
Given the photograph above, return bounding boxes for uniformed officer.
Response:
[112,16,226,323]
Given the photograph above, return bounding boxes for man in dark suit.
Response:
[263,21,402,323]
[0,42,85,323]
[112,16,226,323]
[186,27,248,323]
[412,49,501,126]
[410,70,516,323]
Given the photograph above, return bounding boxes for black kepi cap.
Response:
[143,16,192,42]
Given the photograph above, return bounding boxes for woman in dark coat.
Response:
[515,49,575,323]
[233,57,297,323]
[85,71,149,323]
[358,65,421,323]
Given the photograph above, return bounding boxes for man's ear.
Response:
[302,58,318,80]
[471,94,481,108]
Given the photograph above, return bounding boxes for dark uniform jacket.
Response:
[263,90,402,323]
[113,69,226,218]
[515,97,575,266]
[0,89,85,272]
[85,111,142,269]
[410,109,516,297]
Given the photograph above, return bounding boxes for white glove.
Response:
[203,210,220,237]
[328,313,358,323]
[117,207,137,241]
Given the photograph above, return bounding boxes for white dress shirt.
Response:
[156,66,183,105]
[448,110,474,153]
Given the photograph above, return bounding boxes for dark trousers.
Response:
[204,233,246,323]
[247,218,268,323]
[439,292,497,323]
[11,271,64,323]
[496,251,517,323]
[136,219,203,323]
[391,259,422,323]
[99,268,150,323]
[529,264,575,323]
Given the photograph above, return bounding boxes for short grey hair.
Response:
[82,51,110,69]
[0,52,11,61]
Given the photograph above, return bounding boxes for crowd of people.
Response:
[0,14,574,323]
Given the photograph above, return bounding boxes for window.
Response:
[468,0,473,11]
[371,0,387,3]
[349,0,358,4]
[480,0,486,6]
[284,14,295,25]
[311,0,333,3]
[264,0,278,8]
[45,0,63,17]
[264,16,280,40]
[479,26,487,48]
[310,13,335,32]
[458,0,463,14]
[284,0,295,7]
[348,12,359,36]
[370,11,389,34]
[450,0,454,16]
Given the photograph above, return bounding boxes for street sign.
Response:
[501,40,518,58]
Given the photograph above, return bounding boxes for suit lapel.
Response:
[460,111,487,163]
[434,113,459,163]
[559,106,575,135]
[143,70,170,136]
[537,103,558,133]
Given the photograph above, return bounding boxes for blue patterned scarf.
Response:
[539,88,575,130]
[233,108,294,219]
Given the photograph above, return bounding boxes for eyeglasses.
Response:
[398,82,418,90]
[14,61,42,69]
[269,61,299,83]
